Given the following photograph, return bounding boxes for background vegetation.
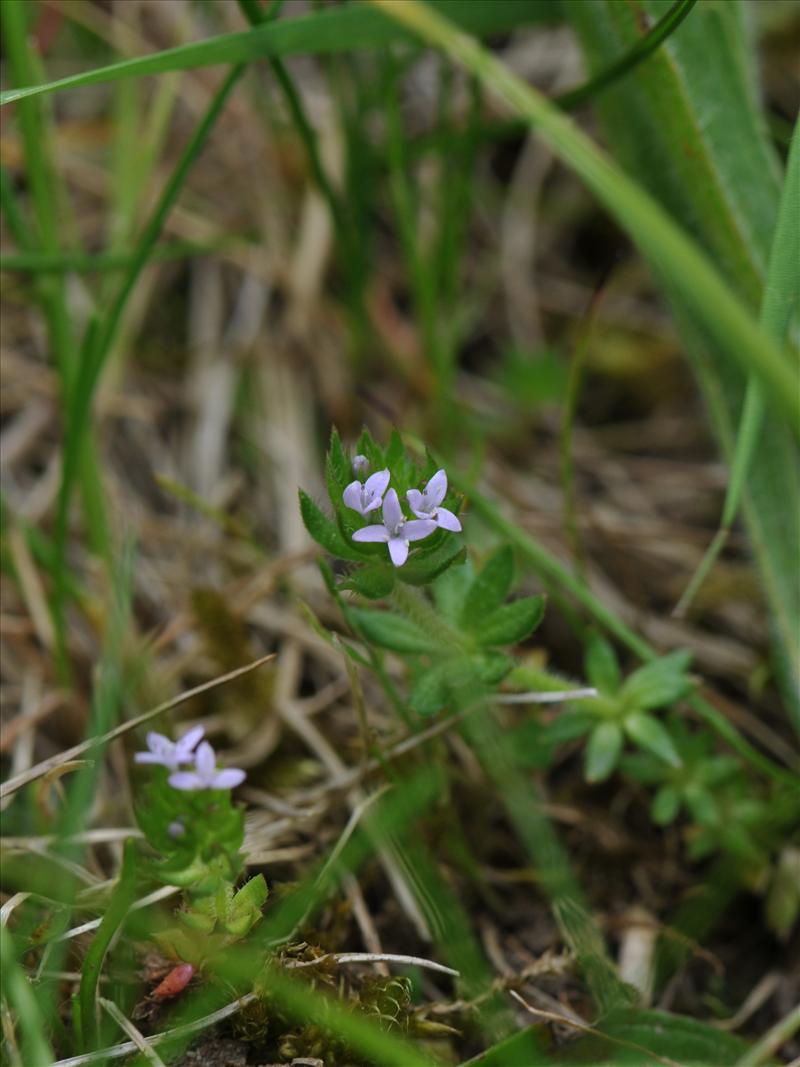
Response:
[1,1,798,1064]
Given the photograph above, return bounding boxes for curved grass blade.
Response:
[0,240,234,274]
[367,1,798,435]
[674,123,800,667]
[50,66,245,668]
[0,2,547,108]
[555,0,697,111]
[78,841,139,1051]
[1,926,55,1066]
[567,0,799,722]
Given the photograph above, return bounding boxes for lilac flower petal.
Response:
[194,742,216,778]
[177,725,205,752]
[406,489,425,515]
[146,731,169,753]
[425,470,448,508]
[362,495,383,514]
[365,469,390,499]
[135,731,183,768]
[388,538,409,567]
[382,488,402,532]
[212,768,246,789]
[435,507,462,532]
[343,481,364,513]
[352,454,369,476]
[168,771,202,791]
[353,525,390,543]
[404,519,437,542]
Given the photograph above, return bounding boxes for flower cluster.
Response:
[343,458,461,568]
[135,727,245,792]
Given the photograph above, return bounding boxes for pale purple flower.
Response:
[352,488,436,567]
[168,741,246,792]
[343,468,390,516]
[407,470,461,532]
[352,454,370,477]
[134,726,204,770]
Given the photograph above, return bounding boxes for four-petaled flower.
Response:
[168,741,246,792]
[352,454,370,477]
[343,469,390,517]
[134,726,204,770]
[352,488,436,567]
[407,470,461,531]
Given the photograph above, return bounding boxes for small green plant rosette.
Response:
[570,645,692,783]
[300,426,466,591]
[623,718,742,829]
[135,766,245,892]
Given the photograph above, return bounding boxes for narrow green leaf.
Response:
[461,545,515,627]
[0,2,547,107]
[341,563,396,599]
[540,710,595,745]
[398,535,465,586]
[552,1007,751,1065]
[1,927,54,1066]
[474,596,545,647]
[621,650,692,710]
[460,1026,547,1066]
[555,0,697,112]
[298,490,362,560]
[585,721,624,783]
[684,786,718,828]
[350,608,432,653]
[584,632,622,694]
[651,786,680,825]
[432,560,472,623]
[409,662,450,715]
[326,426,353,503]
[79,840,140,1049]
[476,651,515,686]
[624,713,682,768]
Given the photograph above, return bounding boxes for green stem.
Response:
[555,0,697,111]
[736,1002,800,1067]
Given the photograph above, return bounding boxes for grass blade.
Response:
[0,2,548,107]
[555,0,697,111]
[674,122,800,662]
[569,0,799,725]
[367,1,799,434]
[50,65,245,674]
[78,841,139,1050]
